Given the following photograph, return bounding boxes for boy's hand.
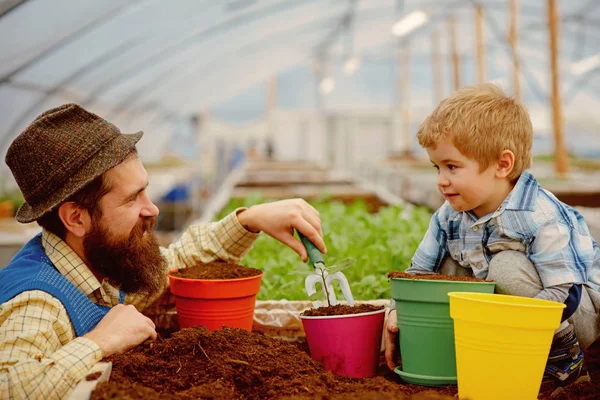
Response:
[384,308,399,370]
[236,199,325,262]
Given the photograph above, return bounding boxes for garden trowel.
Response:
[298,231,355,308]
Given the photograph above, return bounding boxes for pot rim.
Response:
[168,269,264,283]
[390,277,494,285]
[299,307,386,320]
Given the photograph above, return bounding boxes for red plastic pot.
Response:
[300,308,386,378]
[168,270,263,331]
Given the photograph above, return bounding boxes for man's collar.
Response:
[505,170,538,212]
[41,229,103,298]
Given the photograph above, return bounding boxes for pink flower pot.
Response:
[300,308,386,378]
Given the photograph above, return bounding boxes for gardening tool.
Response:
[298,231,355,308]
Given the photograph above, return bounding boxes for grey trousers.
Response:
[440,251,600,350]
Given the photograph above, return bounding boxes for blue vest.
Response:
[0,234,124,337]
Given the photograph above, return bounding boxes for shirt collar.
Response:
[504,170,539,212]
[468,170,537,227]
[41,229,103,298]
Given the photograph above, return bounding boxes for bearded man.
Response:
[0,104,325,399]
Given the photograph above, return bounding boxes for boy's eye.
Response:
[432,165,440,171]
[447,165,456,170]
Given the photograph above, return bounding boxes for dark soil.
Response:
[387,271,490,282]
[325,195,388,213]
[539,338,599,399]
[554,191,600,208]
[86,371,103,381]
[302,304,384,317]
[89,327,600,400]
[170,261,262,280]
[91,327,458,400]
[236,180,354,188]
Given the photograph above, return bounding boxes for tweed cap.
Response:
[5,104,143,223]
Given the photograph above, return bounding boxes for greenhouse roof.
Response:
[1,0,599,162]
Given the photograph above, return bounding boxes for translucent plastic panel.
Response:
[159,31,325,114]
[95,4,344,108]
[0,84,44,152]
[0,92,75,160]
[71,0,309,95]
[16,0,220,89]
[0,0,128,78]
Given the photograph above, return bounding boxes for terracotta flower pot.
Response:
[168,270,264,331]
[300,308,386,378]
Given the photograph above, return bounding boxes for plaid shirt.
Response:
[0,210,258,400]
[407,171,600,293]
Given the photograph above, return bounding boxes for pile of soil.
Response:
[387,271,490,283]
[89,326,600,399]
[91,327,457,400]
[302,304,384,317]
[170,261,262,280]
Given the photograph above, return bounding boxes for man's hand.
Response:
[237,198,325,262]
[384,308,399,371]
[83,304,157,358]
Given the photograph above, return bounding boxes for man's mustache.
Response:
[129,217,158,243]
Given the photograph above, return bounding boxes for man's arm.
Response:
[160,208,260,271]
[137,199,325,327]
[1,291,157,400]
[0,291,102,400]
[133,209,260,327]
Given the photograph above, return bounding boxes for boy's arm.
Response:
[0,291,102,400]
[406,209,448,274]
[529,222,590,321]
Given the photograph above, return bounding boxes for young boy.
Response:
[384,83,599,396]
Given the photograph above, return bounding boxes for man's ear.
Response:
[496,150,515,179]
[57,202,91,238]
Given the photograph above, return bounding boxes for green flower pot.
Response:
[391,277,495,386]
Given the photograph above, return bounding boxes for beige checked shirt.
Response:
[0,210,259,400]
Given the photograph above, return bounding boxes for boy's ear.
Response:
[57,202,91,238]
[496,150,515,179]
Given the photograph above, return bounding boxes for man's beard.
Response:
[83,216,167,296]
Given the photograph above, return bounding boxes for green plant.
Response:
[217,194,432,300]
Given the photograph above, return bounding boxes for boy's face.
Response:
[427,138,499,218]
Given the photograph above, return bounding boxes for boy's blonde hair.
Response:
[416,83,533,181]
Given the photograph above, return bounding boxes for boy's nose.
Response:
[437,173,450,187]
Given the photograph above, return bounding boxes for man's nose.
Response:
[140,193,159,217]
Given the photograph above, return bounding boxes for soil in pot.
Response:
[171,261,262,280]
[168,261,263,330]
[302,304,384,317]
[387,271,490,282]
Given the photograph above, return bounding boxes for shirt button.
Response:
[473,226,479,231]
